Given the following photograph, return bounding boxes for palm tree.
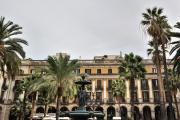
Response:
[141,7,169,120]
[112,78,126,103]
[14,73,45,120]
[121,52,146,120]
[0,16,28,79]
[0,16,28,120]
[170,22,180,38]
[167,69,180,119]
[10,98,31,120]
[37,85,56,117]
[170,22,180,77]
[47,53,80,120]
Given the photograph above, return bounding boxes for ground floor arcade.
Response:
[1,103,177,120]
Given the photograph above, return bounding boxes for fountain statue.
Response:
[60,74,104,120]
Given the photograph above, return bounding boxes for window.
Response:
[154,91,160,102]
[108,69,112,74]
[141,79,149,90]
[108,92,114,102]
[108,80,112,90]
[152,79,158,90]
[97,69,101,75]
[165,91,171,102]
[142,91,149,102]
[152,68,157,73]
[96,80,102,90]
[96,92,102,101]
[133,92,138,102]
[85,69,91,75]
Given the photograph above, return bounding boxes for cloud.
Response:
[0,0,180,59]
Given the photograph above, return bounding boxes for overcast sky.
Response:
[0,0,180,60]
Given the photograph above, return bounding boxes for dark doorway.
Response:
[95,106,103,113]
[48,106,56,113]
[36,107,44,113]
[86,106,92,111]
[167,106,176,120]
[143,106,152,120]
[155,106,161,120]
[60,106,69,112]
[107,106,116,120]
[120,106,127,120]
[72,106,78,111]
[134,106,141,120]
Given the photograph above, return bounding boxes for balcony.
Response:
[107,87,112,91]
[107,99,115,105]
[132,98,138,103]
[95,86,103,91]
[141,86,149,90]
[143,98,150,103]
[95,99,103,105]
[152,86,159,90]
[154,98,160,103]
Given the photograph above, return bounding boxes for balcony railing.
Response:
[107,99,115,105]
[141,86,149,90]
[152,86,159,90]
[95,86,103,91]
[154,98,160,103]
[107,87,112,91]
[86,99,104,105]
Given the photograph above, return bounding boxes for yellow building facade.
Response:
[0,54,179,120]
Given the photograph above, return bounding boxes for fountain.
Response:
[60,74,104,120]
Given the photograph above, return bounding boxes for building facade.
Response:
[0,54,179,120]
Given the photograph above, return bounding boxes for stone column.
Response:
[137,79,142,103]
[92,79,95,92]
[103,80,107,103]
[125,80,130,103]
[148,79,154,103]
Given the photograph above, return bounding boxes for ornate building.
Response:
[0,54,179,120]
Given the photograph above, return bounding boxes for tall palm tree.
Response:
[170,22,180,38]
[167,69,180,119]
[15,73,45,120]
[0,16,28,120]
[170,40,180,78]
[47,53,80,120]
[141,7,169,120]
[170,22,180,77]
[37,85,56,117]
[112,78,126,103]
[121,52,146,120]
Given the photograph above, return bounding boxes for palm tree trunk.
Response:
[30,93,36,120]
[154,42,167,120]
[174,91,180,120]
[157,61,167,120]
[44,103,48,117]
[22,91,27,120]
[56,87,61,120]
[162,44,174,120]
[130,77,135,120]
[3,78,13,120]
